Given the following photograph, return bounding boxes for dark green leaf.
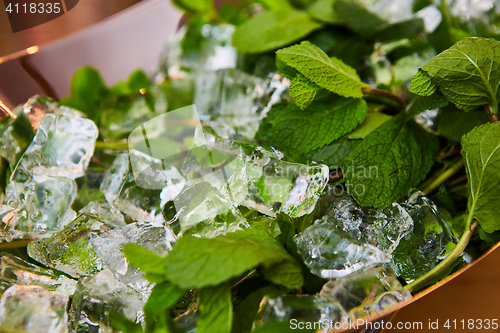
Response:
[299,137,360,169]
[436,106,490,142]
[333,0,385,37]
[276,41,368,98]
[461,122,500,233]
[407,93,449,117]
[144,281,186,331]
[128,70,151,92]
[107,310,143,333]
[198,283,233,333]
[271,98,367,155]
[163,229,303,289]
[478,225,500,246]
[344,114,438,207]
[252,322,316,333]
[233,10,322,53]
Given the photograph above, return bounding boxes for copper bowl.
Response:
[1,1,500,331]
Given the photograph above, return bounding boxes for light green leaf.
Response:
[307,0,341,24]
[122,243,167,276]
[347,112,392,139]
[461,122,500,233]
[272,98,367,155]
[410,69,437,97]
[233,10,322,53]
[172,0,212,13]
[197,283,233,333]
[289,74,320,109]
[299,137,360,168]
[276,41,369,98]
[344,114,438,207]
[419,37,500,112]
[163,229,303,289]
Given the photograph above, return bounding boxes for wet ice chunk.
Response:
[27,212,125,278]
[227,152,329,218]
[16,112,98,179]
[78,200,125,227]
[163,181,248,238]
[319,266,411,318]
[69,269,147,332]
[160,24,237,79]
[317,189,413,253]
[295,218,391,279]
[0,284,69,333]
[391,190,454,282]
[253,295,348,330]
[0,253,77,295]
[194,69,289,140]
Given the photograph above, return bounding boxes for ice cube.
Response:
[0,109,33,168]
[69,269,148,332]
[391,190,454,282]
[0,253,77,295]
[253,295,348,330]
[227,152,329,218]
[27,210,126,278]
[4,173,77,235]
[162,181,249,238]
[160,24,237,79]
[317,189,413,253]
[194,69,288,140]
[294,218,391,279]
[319,266,411,318]
[78,200,125,227]
[0,284,69,333]
[15,112,98,179]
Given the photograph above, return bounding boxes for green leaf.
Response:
[307,0,341,24]
[344,114,438,207]
[410,69,437,96]
[163,229,303,289]
[144,281,186,331]
[299,137,360,169]
[289,75,320,109]
[277,41,368,98]
[252,322,316,333]
[407,93,449,117]
[198,283,233,333]
[419,37,500,112]
[271,97,367,155]
[232,10,322,53]
[347,112,392,139]
[436,106,490,142]
[172,0,212,13]
[333,0,385,37]
[478,225,500,246]
[122,243,167,275]
[255,103,287,146]
[107,310,143,333]
[461,122,500,233]
[127,70,151,92]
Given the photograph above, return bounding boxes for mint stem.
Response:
[362,88,405,108]
[486,104,499,122]
[422,159,465,195]
[404,222,478,293]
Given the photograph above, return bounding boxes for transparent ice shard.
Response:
[69,269,148,332]
[194,69,288,140]
[160,24,237,79]
[317,189,413,253]
[0,253,77,295]
[163,181,249,238]
[442,0,495,21]
[391,190,454,282]
[0,284,69,333]
[227,151,329,218]
[27,210,126,278]
[78,200,125,227]
[319,266,411,319]
[294,218,391,279]
[253,295,348,330]
[15,112,98,179]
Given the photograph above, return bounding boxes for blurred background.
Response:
[1,0,499,331]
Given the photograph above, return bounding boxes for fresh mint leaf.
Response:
[252,322,316,333]
[198,283,233,333]
[172,0,212,13]
[344,114,438,207]
[127,70,151,92]
[333,0,385,37]
[289,74,320,109]
[163,229,303,289]
[407,93,449,117]
[107,310,143,333]
[461,122,500,233]
[299,137,360,169]
[232,10,322,53]
[144,281,186,331]
[419,37,500,112]
[271,97,367,155]
[123,243,167,276]
[307,0,341,24]
[478,225,500,246]
[276,41,369,98]
[436,106,490,142]
[347,112,392,139]
[410,69,437,96]
[255,103,287,146]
